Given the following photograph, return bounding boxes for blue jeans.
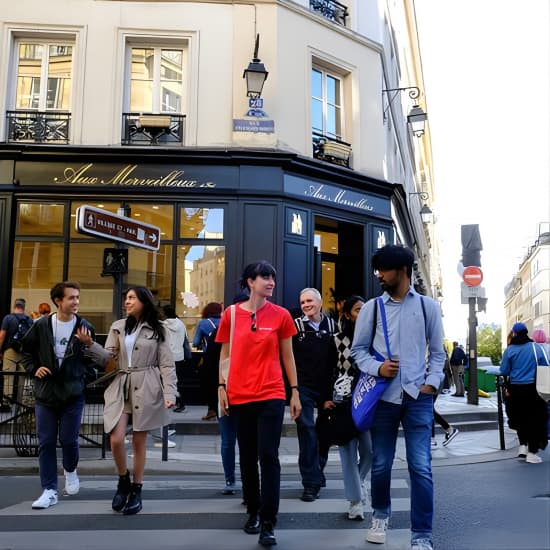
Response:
[295,386,325,488]
[35,396,85,491]
[219,413,238,483]
[338,430,372,503]
[233,399,285,523]
[370,392,434,545]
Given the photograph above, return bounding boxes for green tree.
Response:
[477,324,503,365]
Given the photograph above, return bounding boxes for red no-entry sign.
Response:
[462,266,483,287]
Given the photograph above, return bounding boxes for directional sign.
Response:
[76,205,160,251]
[462,265,483,287]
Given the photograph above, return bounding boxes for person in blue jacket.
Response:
[495,322,548,463]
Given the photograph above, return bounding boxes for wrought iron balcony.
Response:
[122,113,185,146]
[310,0,348,26]
[5,110,70,143]
[312,131,352,168]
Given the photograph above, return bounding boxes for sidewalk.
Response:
[0,392,522,476]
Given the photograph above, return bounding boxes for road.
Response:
[0,459,548,550]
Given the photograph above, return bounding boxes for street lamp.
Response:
[409,191,433,224]
[243,34,269,98]
[382,86,428,137]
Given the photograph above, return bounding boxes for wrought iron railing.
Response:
[5,110,71,143]
[312,131,352,168]
[310,0,349,26]
[122,112,185,146]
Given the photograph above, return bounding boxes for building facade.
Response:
[0,0,439,339]
[504,227,550,342]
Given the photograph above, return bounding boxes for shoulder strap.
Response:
[377,297,392,358]
[294,317,306,336]
[369,299,378,347]
[420,296,429,344]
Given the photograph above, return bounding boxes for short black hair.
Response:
[50,281,81,305]
[372,244,415,278]
[240,261,276,290]
[162,305,177,319]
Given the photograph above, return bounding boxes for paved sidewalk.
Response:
[0,391,526,476]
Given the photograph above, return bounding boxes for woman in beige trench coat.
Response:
[79,286,176,515]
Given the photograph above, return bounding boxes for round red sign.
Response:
[462,266,483,287]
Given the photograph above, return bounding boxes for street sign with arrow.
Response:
[76,205,161,251]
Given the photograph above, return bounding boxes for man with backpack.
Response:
[0,298,34,411]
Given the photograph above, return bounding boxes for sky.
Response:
[414,0,550,340]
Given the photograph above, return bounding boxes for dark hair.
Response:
[125,286,165,341]
[202,302,222,319]
[240,260,276,290]
[162,305,177,319]
[372,244,415,278]
[38,302,51,316]
[340,295,365,336]
[50,281,81,306]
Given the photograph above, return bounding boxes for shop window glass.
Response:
[11,241,64,312]
[17,202,65,235]
[176,245,225,340]
[127,245,173,305]
[180,208,223,239]
[128,203,173,240]
[67,243,115,333]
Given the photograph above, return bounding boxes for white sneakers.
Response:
[348,501,364,520]
[366,517,388,544]
[526,452,543,464]
[517,445,527,458]
[64,469,80,495]
[32,489,58,509]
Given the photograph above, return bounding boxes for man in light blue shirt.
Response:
[351,245,445,550]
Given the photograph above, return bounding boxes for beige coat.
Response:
[88,318,177,433]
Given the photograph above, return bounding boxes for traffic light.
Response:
[461,224,482,267]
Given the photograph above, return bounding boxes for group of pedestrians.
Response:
[4,244,548,550]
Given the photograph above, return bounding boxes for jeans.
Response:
[295,386,325,488]
[219,413,238,483]
[370,392,434,545]
[338,430,372,503]
[35,396,85,491]
[233,399,285,523]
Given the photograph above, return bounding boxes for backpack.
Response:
[7,314,33,350]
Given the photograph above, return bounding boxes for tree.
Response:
[477,324,502,365]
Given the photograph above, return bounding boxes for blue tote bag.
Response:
[352,298,392,431]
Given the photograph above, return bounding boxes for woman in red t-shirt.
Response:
[217,260,301,547]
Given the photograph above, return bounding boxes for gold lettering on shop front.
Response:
[53,163,216,188]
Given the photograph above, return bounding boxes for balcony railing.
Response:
[5,110,71,143]
[312,131,352,168]
[310,0,348,26]
[122,113,185,146]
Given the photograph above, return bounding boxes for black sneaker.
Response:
[300,486,320,502]
[243,514,260,534]
[259,521,277,546]
[442,427,459,447]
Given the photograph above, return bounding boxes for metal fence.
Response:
[0,370,106,457]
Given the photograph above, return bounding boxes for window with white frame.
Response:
[311,67,343,140]
[128,46,185,113]
[14,41,73,111]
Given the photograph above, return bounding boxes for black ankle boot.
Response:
[123,482,143,515]
[112,471,131,512]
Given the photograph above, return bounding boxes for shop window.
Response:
[180,207,223,239]
[176,245,225,342]
[128,203,173,239]
[6,41,73,143]
[17,202,65,236]
[127,245,173,303]
[11,241,64,312]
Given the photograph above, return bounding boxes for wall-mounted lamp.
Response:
[382,86,428,137]
[409,191,433,224]
[243,34,269,98]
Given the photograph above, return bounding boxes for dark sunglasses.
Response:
[251,312,257,332]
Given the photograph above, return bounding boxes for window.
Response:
[15,42,73,111]
[129,47,184,113]
[311,67,342,140]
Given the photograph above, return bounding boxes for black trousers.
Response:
[232,399,285,523]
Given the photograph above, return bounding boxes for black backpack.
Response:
[7,314,33,350]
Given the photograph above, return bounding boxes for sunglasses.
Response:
[251,312,257,332]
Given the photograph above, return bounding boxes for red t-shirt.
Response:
[215,301,297,405]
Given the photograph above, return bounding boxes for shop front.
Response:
[0,146,394,399]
